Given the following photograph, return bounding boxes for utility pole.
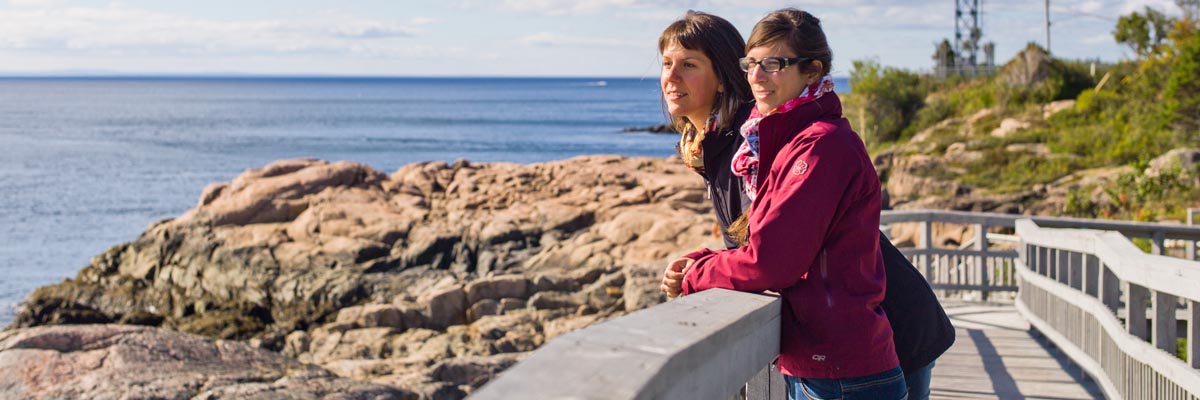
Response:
[1045,0,1051,54]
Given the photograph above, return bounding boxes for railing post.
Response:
[746,365,785,400]
[1025,243,1033,271]
[1100,263,1120,313]
[1068,252,1083,290]
[1083,255,1099,297]
[1127,283,1149,341]
[1152,290,1178,354]
[920,221,933,280]
[1188,208,1197,261]
[975,223,989,301]
[1037,246,1048,276]
[1151,230,1165,256]
[1190,300,1200,368]
[1057,248,1070,284]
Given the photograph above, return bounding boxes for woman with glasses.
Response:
[660,8,922,400]
[657,9,952,400]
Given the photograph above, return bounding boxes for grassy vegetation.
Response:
[849,6,1200,217]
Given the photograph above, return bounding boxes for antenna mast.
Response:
[955,0,982,66]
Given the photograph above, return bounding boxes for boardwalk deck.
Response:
[934,302,1105,400]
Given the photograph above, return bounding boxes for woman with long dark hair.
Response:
[658,10,754,248]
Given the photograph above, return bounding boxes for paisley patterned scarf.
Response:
[731,75,835,200]
[679,114,716,173]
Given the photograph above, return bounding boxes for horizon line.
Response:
[0,72,854,80]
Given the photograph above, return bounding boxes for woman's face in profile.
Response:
[746,41,810,113]
[660,42,721,124]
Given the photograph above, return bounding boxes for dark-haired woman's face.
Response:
[746,42,810,113]
[661,43,721,126]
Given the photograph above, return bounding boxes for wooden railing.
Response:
[471,288,781,400]
[881,210,1200,300]
[1016,218,1200,399]
[471,210,1200,400]
[881,210,1020,299]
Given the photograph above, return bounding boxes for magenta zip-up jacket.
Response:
[681,92,898,379]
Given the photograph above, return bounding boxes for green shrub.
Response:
[959,150,1077,193]
[849,60,928,144]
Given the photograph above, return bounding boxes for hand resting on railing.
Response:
[661,257,695,299]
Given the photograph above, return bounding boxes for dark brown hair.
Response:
[658,10,752,134]
[745,8,832,77]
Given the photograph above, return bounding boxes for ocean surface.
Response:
[0,76,850,326]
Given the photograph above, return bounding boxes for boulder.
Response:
[1148,148,1200,177]
[885,154,963,204]
[335,304,422,331]
[429,353,525,388]
[1043,100,1076,119]
[419,284,467,329]
[464,275,530,304]
[997,44,1053,87]
[527,292,583,310]
[582,272,627,311]
[467,299,503,322]
[0,324,412,400]
[990,118,1031,138]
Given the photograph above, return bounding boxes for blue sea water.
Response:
[0,76,850,326]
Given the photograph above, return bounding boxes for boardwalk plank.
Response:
[932,302,1106,400]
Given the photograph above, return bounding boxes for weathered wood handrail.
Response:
[1016,218,1200,399]
[880,210,1200,299]
[471,288,781,400]
[473,211,1200,399]
[883,209,1200,247]
[881,210,1022,298]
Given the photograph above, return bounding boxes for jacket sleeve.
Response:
[682,132,858,295]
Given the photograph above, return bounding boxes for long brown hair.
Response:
[658,11,752,135]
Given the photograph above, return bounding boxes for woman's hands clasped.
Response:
[660,257,695,299]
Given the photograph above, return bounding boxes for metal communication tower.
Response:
[955,0,982,66]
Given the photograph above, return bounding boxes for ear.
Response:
[718,84,724,94]
[809,60,825,78]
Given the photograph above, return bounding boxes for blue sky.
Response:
[0,0,1186,77]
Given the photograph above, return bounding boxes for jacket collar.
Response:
[755,92,844,184]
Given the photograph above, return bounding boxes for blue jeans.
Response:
[904,362,934,400]
[785,366,907,400]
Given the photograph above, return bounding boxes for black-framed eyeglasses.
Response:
[739,57,810,73]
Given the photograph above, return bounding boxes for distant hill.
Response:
[845,11,1200,224]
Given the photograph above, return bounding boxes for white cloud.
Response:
[0,4,425,57]
[1082,33,1113,45]
[1077,0,1106,14]
[6,0,62,8]
[409,16,439,26]
[460,0,699,16]
[330,23,415,39]
[497,0,653,16]
[520,32,641,47]
[1119,0,1182,15]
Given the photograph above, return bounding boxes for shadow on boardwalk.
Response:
[932,302,1107,400]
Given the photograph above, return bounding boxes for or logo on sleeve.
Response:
[791,160,809,176]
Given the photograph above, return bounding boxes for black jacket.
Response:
[698,104,754,249]
[690,103,955,374]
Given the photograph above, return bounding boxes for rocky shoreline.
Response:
[5,145,1194,399]
[2,155,722,399]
